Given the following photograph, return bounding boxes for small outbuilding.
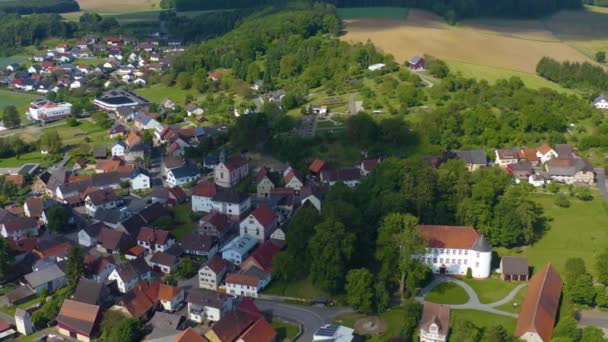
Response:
[500,256,529,281]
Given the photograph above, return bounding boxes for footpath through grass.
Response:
[424,282,469,305]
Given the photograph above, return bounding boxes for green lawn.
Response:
[424,282,470,305]
[136,84,202,106]
[0,91,40,119]
[496,192,608,278]
[461,277,521,304]
[0,55,28,68]
[41,120,113,147]
[337,7,408,20]
[368,306,408,342]
[0,150,51,168]
[271,321,300,342]
[264,276,329,299]
[74,58,107,66]
[170,203,197,239]
[445,60,574,93]
[451,309,517,332]
[496,285,528,314]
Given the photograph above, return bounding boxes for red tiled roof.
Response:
[548,158,574,167]
[0,320,10,332]
[192,180,217,197]
[515,263,563,341]
[238,298,263,321]
[201,211,230,231]
[136,227,172,245]
[174,328,207,342]
[127,245,145,256]
[255,168,269,184]
[169,186,187,201]
[208,71,224,79]
[361,159,380,172]
[95,159,121,173]
[207,310,254,342]
[2,218,37,233]
[57,299,100,336]
[417,225,480,249]
[7,237,37,254]
[309,159,326,173]
[5,175,24,187]
[25,197,44,217]
[223,155,247,171]
[205,255,229,274]
[158,283,182,301]
[242,240,282,273]
[537,144,553,155]
[36,241,71,259]
[519,148,539,162]
[226,273,259,287]
[283,170,302,185]
[421,302,450,336]
[120,286,155,319]
[239,317,277,342]
[250,205,275,227]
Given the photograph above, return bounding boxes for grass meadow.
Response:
[424,282,470,305]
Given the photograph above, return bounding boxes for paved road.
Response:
[417,276,520,318]
[254,299,352,341]
[595,168,608,203]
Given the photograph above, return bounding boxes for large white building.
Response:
[28,100,72,123]
[414,225,492,279]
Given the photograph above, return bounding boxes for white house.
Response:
[129,168,150,190]
[536,144,558,164]
[166,164,200,187]
[107,258,152,293]
[0,218,39,238]
[191,180,217,213]
[313,325,355,342]
[367,63,386,71]
[111,141,127,157]
[210,189,251,221]
[186,288,233,323]
[149,252,179,274]
[420,303,450,342]
[414,225,492,279]
[84,189,121,217]
[136,227,175,254]
[594,95,608,110]
[158,284,184,312]
[199,256,229,290]
[284,170,304,192]
[214,155,249,188]
[27,100,72,124]
[24,264,66,294]
[77,223,104,247]
[224,268,271,298]
[239,204,277,241]
[221,235,258,265]
[494,148,519,167]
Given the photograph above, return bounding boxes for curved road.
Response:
[417,276,524,318]
[254,299,353,341]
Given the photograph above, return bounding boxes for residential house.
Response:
[130,168,151,190]
[0,218,39,238]
[166,164,200,187]
[536,144,557,163]
[192,180,218,213]
[179,233,217,257]
[255,168,275,198]
[185,103,204,116]
[149,251,179,274]
[546,157,595,184]
[225,267,271,298]
[214,155,249,188]
[85,189,121,216]
[455,150,487,171]
[359,159,380,176]
[519,148,540,165]
[174,329,207,342]
[494,148,520,167]
[309,159,328,175]
[554,144,575,159]
[419,302,450,342]
[500,256,529,281]
[313,324,354,342]
[409,55,426,70]
[84,255,116,283]
[239,205,278,241]
[136,227,175,254]
[186,288,233,323]
[283,169,304,192]
[204,309,254,342]
[414,225,492,279]
[211,189,252,221]
[111,141,127,157]
[151,186,187,207]
[237,316,277,342]
[57,299,101,342]
[594,94,608,110]
[199,255,229,291]
[78,222,105,247]
[310,105,328,115]
[320,168,361,188]
[108,257,152,293]
[162,98,176,110]
[24,264,65,294]
[74,278,110,306]
[221,235,258,265]
[241,240,282,275]
[96,227,135,255]
[514,264,563,342]
[138,202,170,225]
[529,173,551,187]
[509,162,534,183]
[199,211,233,238]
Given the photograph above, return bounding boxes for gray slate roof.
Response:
[471,235,492,252]
[455,150,487,165]
[501,256,529,276]
[24,264,65,288]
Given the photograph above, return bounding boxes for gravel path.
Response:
[417,275,522,318]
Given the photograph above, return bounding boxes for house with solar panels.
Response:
[313,324,354,341]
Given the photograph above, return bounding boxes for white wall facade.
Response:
[415,247,492,279]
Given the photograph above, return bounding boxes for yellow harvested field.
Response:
[341,9,596,73]
[76,0,160,13]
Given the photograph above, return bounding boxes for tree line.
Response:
[537,56,608,92]
[160,9,249,43]
[174,0,581,20]
[0,0,78,14]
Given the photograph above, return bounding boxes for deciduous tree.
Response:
[345,268,374,314]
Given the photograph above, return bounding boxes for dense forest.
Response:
[0,0,79,14]
[160,9,250,43]
[174,0,581,19]
[537,56,608,92]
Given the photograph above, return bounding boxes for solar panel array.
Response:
[316,324,339,337]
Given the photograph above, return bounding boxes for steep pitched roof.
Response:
[57,299,100,336]
[2,217,38,233]
[222,155,247,171]
[137,227,172,245]
[25,198,44,218]
[174,328,207,342]
[150,251,178,267]
[250,205,276,227]
[239,317,277,342]
[186,288,229,308]
[537,144,554,155]
[417,225,485,250]
[74,279,105,305]
[226,273,259,287]
[309,159,326,173]
[114,257,151,283]
[242,240,282,273]
[192,180,217,197]
[97,227,134,253]
[179,233,215,253]
[207,310,254,342]
[515,263,563,342]
[421,302,450,336]
[204,255,229,274]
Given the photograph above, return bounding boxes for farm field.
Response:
[341,8,605,74]
[76,0,160,14]
[337,7,408,20]
[497,191,608,278]
[136,84,201,106]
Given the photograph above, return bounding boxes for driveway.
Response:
[254,299,352,341]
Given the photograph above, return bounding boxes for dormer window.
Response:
[430,323,438,333]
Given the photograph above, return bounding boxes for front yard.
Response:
[461,277,521,304]
[424,282,469,305]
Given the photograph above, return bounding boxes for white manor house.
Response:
[414,225,492,279]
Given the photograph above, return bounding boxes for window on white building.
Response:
[439,258,443,263]
[475,262,479,267]
[464,260,468,265]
